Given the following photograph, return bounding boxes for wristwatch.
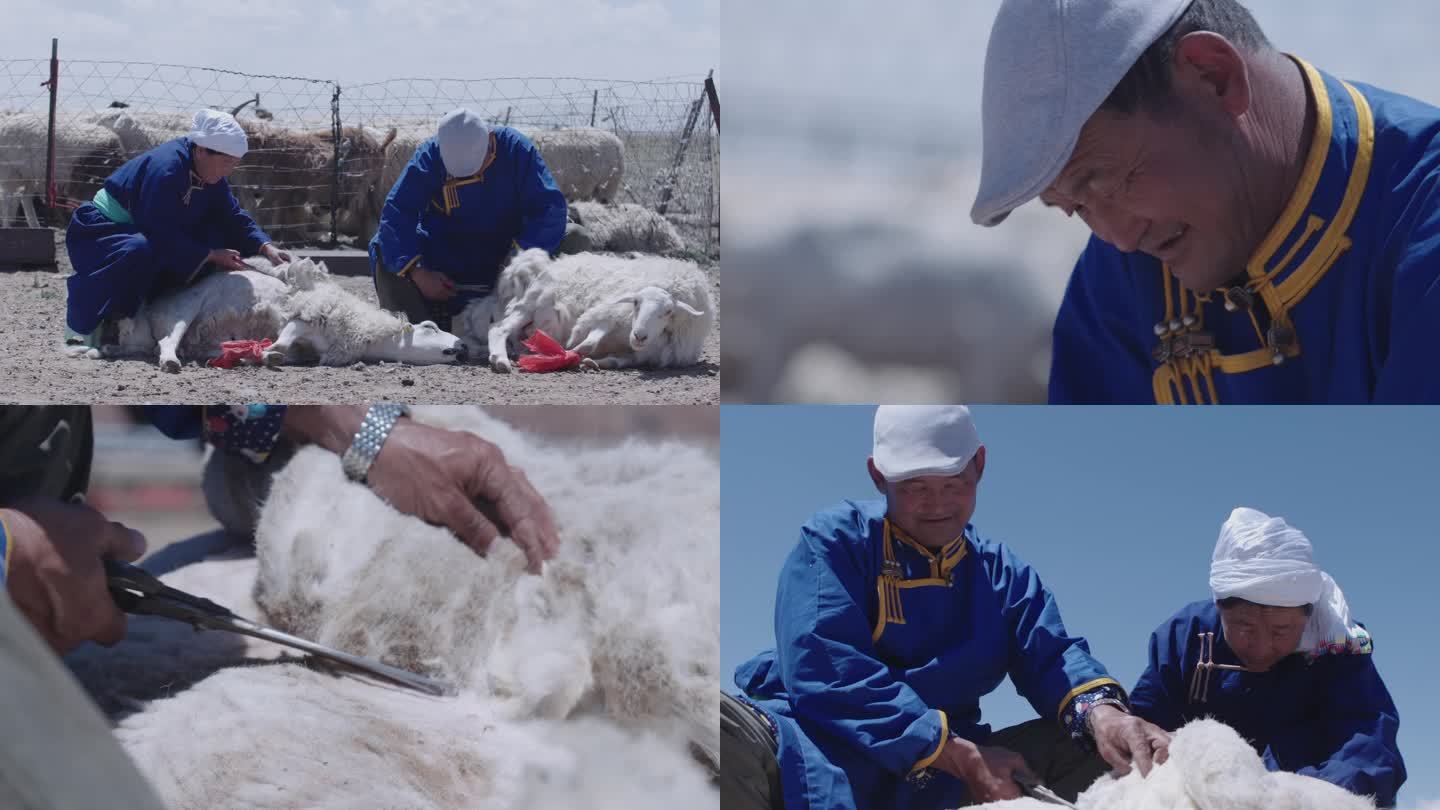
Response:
[341,404,410,483]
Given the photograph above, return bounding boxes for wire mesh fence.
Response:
[0,47,718,256]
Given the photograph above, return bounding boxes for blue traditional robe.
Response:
[1130,600,1405,806]
[368,127,567,316]
[734,499,1120,810]
[1049,56,1440,403]
[64,137,271,335]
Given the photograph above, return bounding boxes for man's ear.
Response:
[866,457,888,495]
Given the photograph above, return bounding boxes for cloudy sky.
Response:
[1,0,718,83]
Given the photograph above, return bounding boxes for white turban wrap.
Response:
[435,108,491,177]
[872,405,981,482]
[187,109,247,158]
[1210,507,1371,657]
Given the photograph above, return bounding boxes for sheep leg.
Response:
[155,317,192,373]
[270,319,330,365]
[568,327,611,371]
[487,304,534,373]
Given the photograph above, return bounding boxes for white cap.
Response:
[970,0,1194,226]
[188,109,247,158]
[436,108,491,177]
[872,405,981,482]
[1209,507,1323,607]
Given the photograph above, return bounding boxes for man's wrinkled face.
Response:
[869,447,985,549]
[1219,601,1308,672]
[1039,104,1258,292]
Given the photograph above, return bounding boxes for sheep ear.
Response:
[675,301,705,317]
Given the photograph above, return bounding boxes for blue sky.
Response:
[722,405,1439,807]
[3,0,717,83]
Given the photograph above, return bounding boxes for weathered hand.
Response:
[1089,705,1171,776]
[208,248,247,271]
[260,243,293,265]
[365,419,561,573]
[411,266,457,301]
[1,497,147,654]
[933,736,1027,803]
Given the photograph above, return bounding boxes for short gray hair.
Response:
[1101,0,1272,116]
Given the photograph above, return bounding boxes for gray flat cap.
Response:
[970,0,1194,226]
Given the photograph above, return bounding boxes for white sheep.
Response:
[968,718,1376,810]
[64,405,719,809]
[522,127,626,202]
[84,110,188,158]
[569,200,686,254]
[462,248,712,372]
[64,256,468,371]
[0,113,125,227]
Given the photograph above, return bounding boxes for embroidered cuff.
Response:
[1063,683,1129,754]
[204,405,288,463]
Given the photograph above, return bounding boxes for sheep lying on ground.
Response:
[0,113,125,227]
[569,200,685,254]
[969,719,1375,810]
[63,256,467,371]
[463,248,712,372]
[66,405,719,809]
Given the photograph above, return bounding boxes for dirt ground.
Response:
[0,231,720,404]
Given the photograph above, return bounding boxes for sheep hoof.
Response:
[580,357,600,371]
[263,349,285,367]
[490,356,513,373]
[161,358,181,373]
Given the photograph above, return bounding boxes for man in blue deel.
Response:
[1129,507,1406,807]
[64,108,292,347]
[722,405,1173,809]
[971,0,1440,403]
[368,108,567,338]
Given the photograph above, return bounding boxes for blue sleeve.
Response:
[146,406,204,440]
[512,139,568,254]
[375,141,444,274]
[1373,178,1440,403]
[992,544,1123,726]
[1128,616,1189,732]
[1291,655,1406,807]
[0,510,11,588]
[131,163,210,274]
[774,524,950,775]
[211,180,271,254]
[1049,238,1157,404]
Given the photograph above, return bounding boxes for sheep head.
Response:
[611,286,705,351]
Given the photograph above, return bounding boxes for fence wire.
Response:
[0,57,718,256]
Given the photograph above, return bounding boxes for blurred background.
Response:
[721,1,1440,403]
[87,405,718,561]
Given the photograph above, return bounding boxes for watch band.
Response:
[341,404,409,483]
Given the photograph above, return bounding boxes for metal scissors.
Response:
[104,557,456,697]
[1013,771,1079,808]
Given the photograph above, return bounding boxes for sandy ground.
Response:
[0,231,720,404]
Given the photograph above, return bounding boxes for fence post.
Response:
[590,89,598,127]
[503,106,512,127]
[43,37,59,214]
[656,95,703,216]
[330,82,341,247]
[703,69,719,132]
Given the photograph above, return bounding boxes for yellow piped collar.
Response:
[435,132,499,215]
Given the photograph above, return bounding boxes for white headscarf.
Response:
[1210,507,1371,657]
[187,109,247,158]
[871,405,981,482]
[435,108,491,177]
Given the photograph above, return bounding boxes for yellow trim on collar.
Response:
[1056,677,1124,725]
[434,132,499,216]
[911,710,950,773]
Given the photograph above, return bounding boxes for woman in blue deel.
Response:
[1129,507,1406,807]
[368,108,567,338]
[724,405,1173,809]
[64,108,292,347]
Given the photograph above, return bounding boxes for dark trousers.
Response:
[720,691,1108,809]
[371,248,453,333]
